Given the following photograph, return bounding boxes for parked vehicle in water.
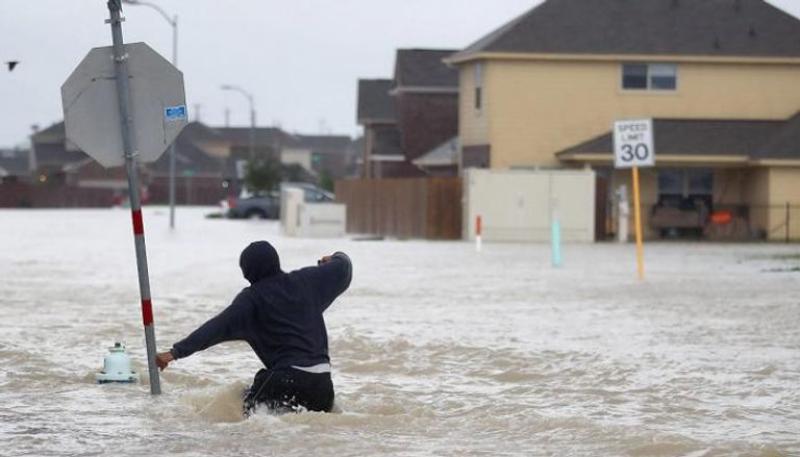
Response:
[223,183,334,219]
[282,182,335,204]
[224,191,280,219]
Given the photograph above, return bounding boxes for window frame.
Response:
[621,63,678,92]
[474,62,484,111]
[657,168,713,199]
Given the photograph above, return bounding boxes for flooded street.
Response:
[1,208,798,456]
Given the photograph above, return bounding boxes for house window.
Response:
[657,168,713,207]
[622,63,677,91]
[687,169,713,195]
[658,169,683,196]
[474,62,483,111]
[622,64,648,89]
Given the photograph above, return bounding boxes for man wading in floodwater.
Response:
[154,241,352,415]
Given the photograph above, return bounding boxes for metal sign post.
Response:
[106,0,161,395]
[613,119,656,281]
[62,2,186,396]
[631,165,645,279]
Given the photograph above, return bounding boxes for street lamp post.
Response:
[122,0,179,229]
[220,85,256,161]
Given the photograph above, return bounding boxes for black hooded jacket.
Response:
[170,249,352,369]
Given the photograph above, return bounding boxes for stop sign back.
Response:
[61,42,187,168]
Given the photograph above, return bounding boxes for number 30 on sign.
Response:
[614,119,655,169]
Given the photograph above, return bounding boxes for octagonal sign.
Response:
[61,42,187,168]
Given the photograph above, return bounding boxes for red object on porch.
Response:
[710,211,733,225]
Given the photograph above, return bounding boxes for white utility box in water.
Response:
[463,168,596,243]
[96,342,137,384]
[281,188,346,238]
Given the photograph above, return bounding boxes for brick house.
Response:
[21,120,354,206]
[392,49,459,174]
[0,148,31,184]
[356,78,412,178]
[356,49,460,177]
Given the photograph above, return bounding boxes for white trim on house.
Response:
[389,86,459,96]
[371,154,406,162]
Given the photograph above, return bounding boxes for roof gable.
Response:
[394,49,459,89]
[214,126,297,148]
[456,0,800,60]
[150,135,223,175]
[413,137,459,167]
[357,79,397,124]
[0,149,30,176]
[294,135,353,155]
[32,122,66,144]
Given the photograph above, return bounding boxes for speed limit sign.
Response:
[614,119,655,168]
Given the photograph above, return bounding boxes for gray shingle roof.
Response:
[294,135,353,155]
[556,116,800,160]
[32,122,66,143]
[215,126,298,148]
[179,121,224,143]
[413,137,459,166]
[34,142,87,165]
[455,0,800,60]
[754,113,800,159]
[357,79,396,124]
[394,49,458,88]
[149,136,224,176]
[0,149,30,176]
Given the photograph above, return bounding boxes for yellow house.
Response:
[447,0,800,240]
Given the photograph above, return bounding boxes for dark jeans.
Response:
[243,367,334,416]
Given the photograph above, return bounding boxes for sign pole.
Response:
[106,0,161,395]
[169,15,178,230]
[614,119,654,281]
[632,166,645,280]
[551,197,562,267]
[476,215,482,252]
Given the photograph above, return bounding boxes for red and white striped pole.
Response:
[476,215,483,252]
[108,1,161,395]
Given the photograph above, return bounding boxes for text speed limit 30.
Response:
[614,119,655,169]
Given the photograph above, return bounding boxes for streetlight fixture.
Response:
[122,0,179,230]
[220,84,256,161]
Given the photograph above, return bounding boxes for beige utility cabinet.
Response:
[463,168,596,242]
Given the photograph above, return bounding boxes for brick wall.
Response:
[396,92,458,162]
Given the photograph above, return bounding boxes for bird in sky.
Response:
[6,61,19,72]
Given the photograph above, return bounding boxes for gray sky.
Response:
[1,0,799,148]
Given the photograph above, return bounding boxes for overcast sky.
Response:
[1,0,799,148]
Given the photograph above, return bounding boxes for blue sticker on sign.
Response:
[164,105,187,121]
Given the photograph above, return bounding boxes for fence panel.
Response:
[426,178,462,239]
[759,203,800,242]
[0,182,114,208]
[335,177,461,240]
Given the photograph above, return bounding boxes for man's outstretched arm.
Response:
[314,251,353,310]
[156,291,252,371]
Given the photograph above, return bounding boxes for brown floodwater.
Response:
[1,208,797,456]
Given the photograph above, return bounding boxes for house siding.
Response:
[458,63,490,148]
[462,58,800,169]
[396,92,458,162]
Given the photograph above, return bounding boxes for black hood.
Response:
[239,241,282,284]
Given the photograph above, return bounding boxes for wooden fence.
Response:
[335,177,462,240]
[0,182,114,208]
